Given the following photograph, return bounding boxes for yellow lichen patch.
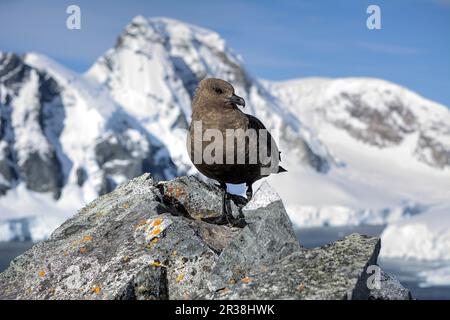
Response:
[38,270,46,278]
[176,274,185,283]
[149,260,161,267]
[79,247,87,254]
[150,227,162,236]
[91,286,101,294]
[228,279,236,285]
[122,203,129,209]
[171,250,177,256]
[63,251,69,257]
[152,218,162,227]
[121,256,130,263]
[83,235,93,241]
[147,238,159,248]
[241,277,253,284]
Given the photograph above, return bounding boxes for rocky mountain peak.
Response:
[119,16,227,53]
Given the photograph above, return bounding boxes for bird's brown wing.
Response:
[245,113,281,168]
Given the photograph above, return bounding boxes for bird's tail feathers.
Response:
[277,165,287,173]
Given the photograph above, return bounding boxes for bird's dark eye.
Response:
[214,88,223,94]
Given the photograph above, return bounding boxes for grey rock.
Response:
[368,270,412,300]
[0,173,411,300]
[156,176,246,221]
[211,234,380,300]
[208,182,301,291]
[0,174,227,300]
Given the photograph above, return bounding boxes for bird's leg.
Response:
[201,182,233,225]
[222,183,247,228]
[246,183,253,202]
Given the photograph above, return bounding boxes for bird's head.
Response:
[194,78,245,109]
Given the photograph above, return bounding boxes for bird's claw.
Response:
[229,216,247,228]
[201,214,246,228]
[201,215,229,225]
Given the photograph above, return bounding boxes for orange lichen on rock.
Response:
[176,274,185,283]
[82,235,93,241]
[150,227,162,236]
[152,218,162,227]
[38,270,46,278]
[91,286,101,294]
[241,277,253,284]
[79,247,87,254]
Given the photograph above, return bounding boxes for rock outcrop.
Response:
[0,174,411,300]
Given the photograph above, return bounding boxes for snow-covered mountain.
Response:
[0,16,449,266]
[265,77,450,169]
[262,77,450,265]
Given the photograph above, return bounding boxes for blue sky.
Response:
[1,0,449,106]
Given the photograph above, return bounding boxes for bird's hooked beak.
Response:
[228,93,245,107]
